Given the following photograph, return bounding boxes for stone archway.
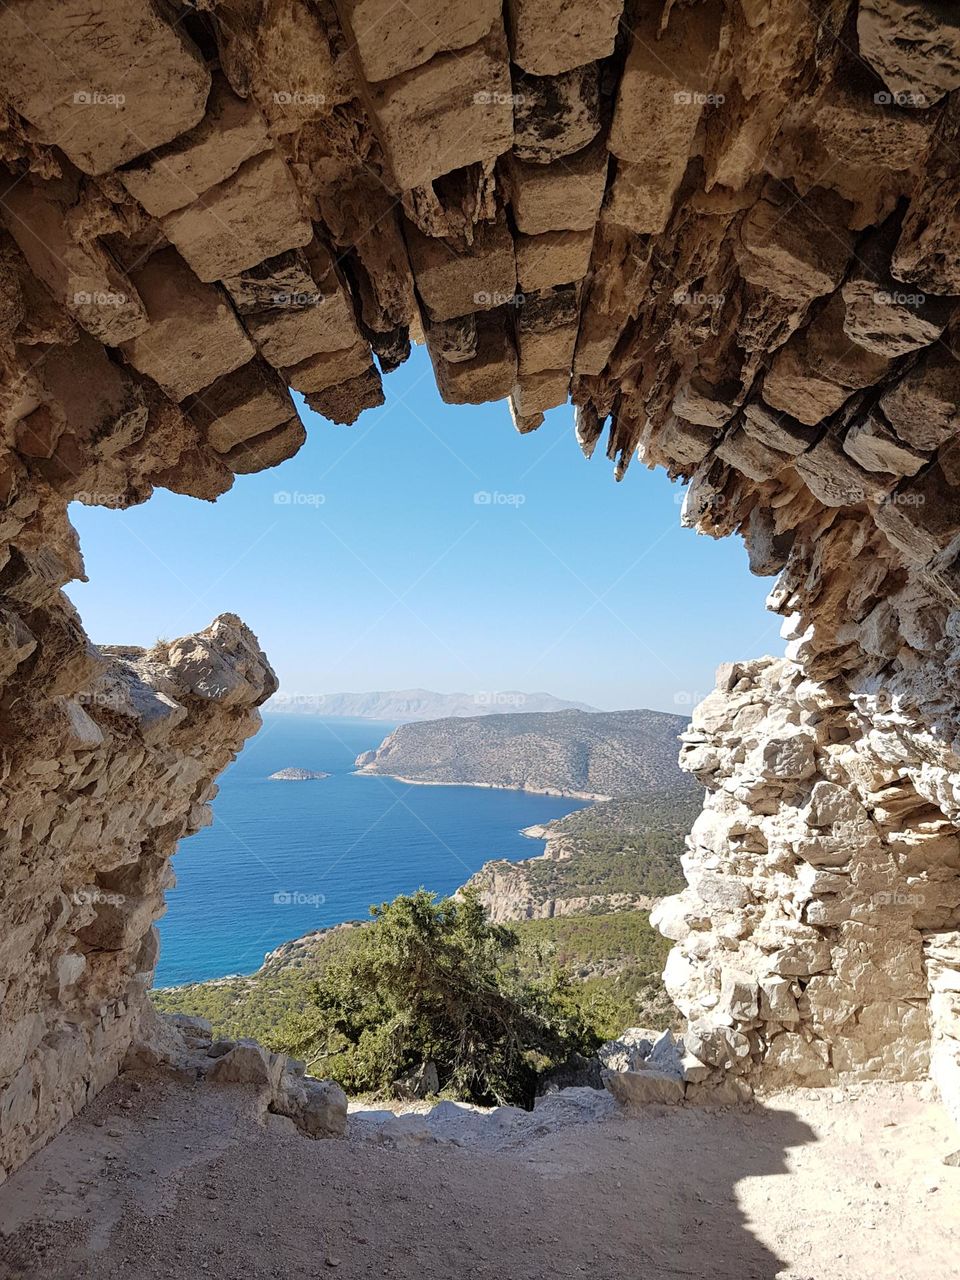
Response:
[2,0,960,1178]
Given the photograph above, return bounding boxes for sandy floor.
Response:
[0,1073,957,1280]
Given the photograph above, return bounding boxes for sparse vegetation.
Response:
[153,897,675,1103]
[525,792,701,899]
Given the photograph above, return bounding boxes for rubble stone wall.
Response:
[0,616,276,1183]
[653,657,960,1121]
[2,0,960,1173]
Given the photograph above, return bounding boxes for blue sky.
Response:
[66,345,778,712]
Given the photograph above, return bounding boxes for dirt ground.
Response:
[0,1073,957,1280]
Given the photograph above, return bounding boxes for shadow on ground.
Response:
[1,1073,956,1280]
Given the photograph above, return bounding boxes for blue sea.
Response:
[155,714,586,986]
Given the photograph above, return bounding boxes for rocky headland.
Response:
[354,708,699,799]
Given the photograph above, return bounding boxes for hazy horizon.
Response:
[66,346,779,715]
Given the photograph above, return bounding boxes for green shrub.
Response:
[285,889,604,1107]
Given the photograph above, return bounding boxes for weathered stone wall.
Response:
[0,0,959,1173]
[0,616,276,1182]
[652,657,960,1119]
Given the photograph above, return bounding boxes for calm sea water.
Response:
[155,714,586,986]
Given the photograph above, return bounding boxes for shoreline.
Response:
[352,769,609,803]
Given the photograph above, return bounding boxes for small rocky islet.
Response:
[268,767,330,781]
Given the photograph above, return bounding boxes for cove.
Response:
[154,714,586,985]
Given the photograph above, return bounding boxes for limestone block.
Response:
[684,1019,752,1070]
[119,76,271,218]
[334,0,500,82]
[187,360,294,453]
[222,416,307,475]
[226,0,348,138]
[0,180,148,347]
[0,0,211,175]
[244,291,360,368]
[858,0,960,106]
[716,427,790,483]
[423,314,479,365]
[740,401,819,456]
[513,64,601,163]
[842,413,927,476]
[506,0,623,76]
[812,80,935,170]
[366,28,514,191]
[162,151,313,283]
[602,160,677,237]
[222,248,325,316]
[119,249,254,402]
[690,871,752,910]
[603,1067,684,1106]
[511,369,570,416]
[605,3,722,232]
[672,379,736,430]
[652,416,716,470]
[842,276,948,358]
[517,285,580,376]
[509,404,544,435]
[516,229,595,292]
[433,312,517,405]
[737,189,853,306]
[284,342,374,394]
[719,971,759,1022]
[305,369,385,424]
[879,350,960,451]
[794,434,894,506]
[33,331,149,457]
[759,977,800,1024]
[504,139,609,235]
[273,1071,348,1137]
[76,893,155,952]
[762,298,890,426]
[405,216,517,322]
[893,158,960,293]
[763,1031,830,1081]
[207,1040,284,1090]
[753,730,817,781]
[875,464,960,564]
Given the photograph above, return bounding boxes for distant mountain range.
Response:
[265,688,597,722]
[354,708,698,799]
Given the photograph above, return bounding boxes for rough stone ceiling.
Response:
[2,2,960,689]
